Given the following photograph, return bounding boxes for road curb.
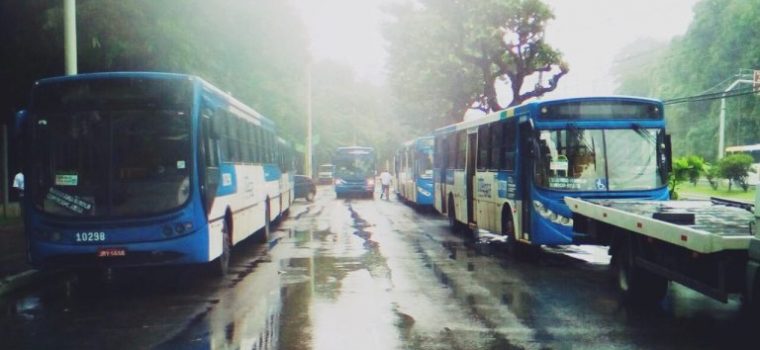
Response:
[0,270,40,296]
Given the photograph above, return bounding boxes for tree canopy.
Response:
[384,0,568,129]
[614,0,760,161]
[0,0,309,140]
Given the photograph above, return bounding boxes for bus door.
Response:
[518,120,535,242]
[467,132,477,225]
[439,135,449,213]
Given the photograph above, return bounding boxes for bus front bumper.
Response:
[28,227,212,269]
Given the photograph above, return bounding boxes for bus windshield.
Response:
[416,150,433,179]
[32,109,191,217]
[534,128,664,191]
[334,156,374,178]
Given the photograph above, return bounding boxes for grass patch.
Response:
[677,181,756,202]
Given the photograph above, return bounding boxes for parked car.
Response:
[294,175,316,202]
[317,164,334,185]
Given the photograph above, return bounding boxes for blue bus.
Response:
[394,136,434,206]
[20,72,295,275]
[333,146,376,198]
[433,96,671,250]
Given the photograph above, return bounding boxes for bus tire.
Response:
[614,242,668,304]
[448,195,465,234]
[305,190,315,202]
[256,199,271,244]
[211,215,232,277]
[502,209,539,260]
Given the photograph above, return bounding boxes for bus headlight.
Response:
[417,187,432,197]
[533,200,572,227]
[334,178,346,185]
[367,178,375,186]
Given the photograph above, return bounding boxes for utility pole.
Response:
[305,65,313,177]
[717,71,754,159]
[64,0,77,75]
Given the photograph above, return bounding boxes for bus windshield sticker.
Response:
[46,188,93,214]
[549,160,568,172]
[55,173,79,186]
[222,173,233,187]
[177,160,186,169]
[548,177,588,190]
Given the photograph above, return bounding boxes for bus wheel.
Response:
[502,211,538,260]
[256,199,271,244]
[212,216,232,277]
[306,191,315,202]
[614,241,668,304]
[448,196,463,233]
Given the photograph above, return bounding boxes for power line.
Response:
[663,86,758,105]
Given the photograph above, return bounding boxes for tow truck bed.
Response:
[566,197,754,254]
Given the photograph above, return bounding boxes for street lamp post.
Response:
[305,65,313,178]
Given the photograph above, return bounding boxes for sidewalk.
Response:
[0,219,37,295]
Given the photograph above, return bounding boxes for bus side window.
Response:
[447,134,457,171]
[456,131,467,169]
[503,119,516,171]
[490,121,503,171]
[477,125,489,171]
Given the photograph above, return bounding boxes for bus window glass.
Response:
[490,121,503,170]
[416,150,433,179]
[447,134,457,170]
[534,128,663,191]
[477,125,490,170]
[606,129,661,190]
[456,131,467,169]
[35,110,191,217]
[503,119,516,171]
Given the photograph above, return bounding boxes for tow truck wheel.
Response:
[614,245,668,304]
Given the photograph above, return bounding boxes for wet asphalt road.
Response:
[0,186,756,349]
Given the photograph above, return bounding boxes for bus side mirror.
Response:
[664,134,672,173]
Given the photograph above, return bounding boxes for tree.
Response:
[0,0,310,140]
[613,0,760,161]
[384,0,568,129]
[309,61,404,170]
[669,156,690,199]
[685,155,708,186]
[717,153,754,191]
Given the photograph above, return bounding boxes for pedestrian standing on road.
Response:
[380,169,392,200]
[13,171,24,217]
[13,171,23,198]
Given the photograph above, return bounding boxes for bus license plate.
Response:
[97,248,126,258]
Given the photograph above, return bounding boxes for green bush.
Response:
[717,154,754,192]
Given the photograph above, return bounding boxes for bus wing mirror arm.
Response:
[664,133,672,173]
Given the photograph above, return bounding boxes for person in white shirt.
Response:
[379,170,392,200]
[12,171,24,198]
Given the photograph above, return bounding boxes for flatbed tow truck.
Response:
[566,194,760,310]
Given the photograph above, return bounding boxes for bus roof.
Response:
[32,71,277,131]
[434,95,663,135]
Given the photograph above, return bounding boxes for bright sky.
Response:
[293,0,699,95]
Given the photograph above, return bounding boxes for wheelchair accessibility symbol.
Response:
[595,178,607,190]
